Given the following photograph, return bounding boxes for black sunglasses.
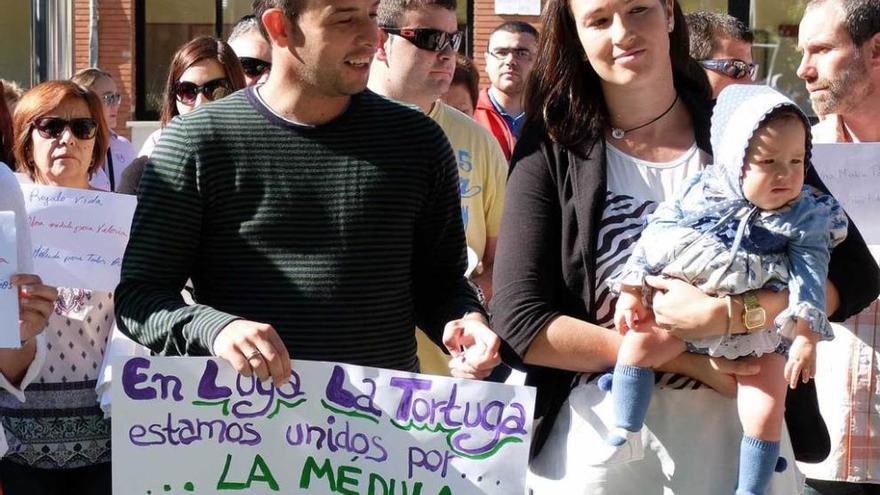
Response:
[381,27,463,52]
[173,78,232,105]
[102,92,122,106]
[32,117,98,140]
[699,59,758,81]
[239,57,271,78]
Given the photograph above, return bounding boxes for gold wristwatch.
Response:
[742,292,767,332]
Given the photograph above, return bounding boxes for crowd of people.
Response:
[0,0,878,493]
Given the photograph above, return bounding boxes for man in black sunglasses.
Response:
[228,14,272,86]
[117,0,500,389]
[685,11,756,98]
[369,0,509,378]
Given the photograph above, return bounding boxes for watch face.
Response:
[745,309,767,330]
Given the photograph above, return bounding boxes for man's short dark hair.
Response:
[377,0,457,28]
[490,21,538,40]
[252,0,301,38]
[685,11,754,60]
[807,0,880,46]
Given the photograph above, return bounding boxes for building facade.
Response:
[0,0,817,141]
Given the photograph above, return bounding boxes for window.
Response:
[220,0,258,39]
[0,1,34,88]
[751,1,812,114]
[136,0,474,119]
[138,0,215,120]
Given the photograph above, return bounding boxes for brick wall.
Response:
[72,0,135,138]
[472,0,542,88]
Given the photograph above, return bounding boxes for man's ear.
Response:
[375,29,391,62]
[868,32,880,71]
[262,8,300,49]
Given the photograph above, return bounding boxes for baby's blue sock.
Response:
[736,435,780,495]
[609,364,654,446]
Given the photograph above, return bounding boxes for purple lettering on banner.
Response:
[276,370,304,400]
[121,357,157,400]
[443,385,463,427]
[198,359,232,400]
[389,377,432,421]
[325,365,381,417]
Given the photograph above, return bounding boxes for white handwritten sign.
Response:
[113,357,536,495]
[494,0,541,15]
[812,143,880,245]
[20,183,136,291]
[0,212,18,348]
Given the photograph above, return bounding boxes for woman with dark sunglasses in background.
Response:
[0,80,113,495]
[71,68,136,192]
[136,36,245,158]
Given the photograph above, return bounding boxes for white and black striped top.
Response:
[582,142,709,389]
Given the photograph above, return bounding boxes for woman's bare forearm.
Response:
[523,315,622,372]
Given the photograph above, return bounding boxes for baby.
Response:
[601,85,847,495]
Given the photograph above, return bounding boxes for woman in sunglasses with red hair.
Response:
[137,36,246,158]
[1,80,114,494]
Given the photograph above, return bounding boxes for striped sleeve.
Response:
[115,118,240,356]
[413,128,486,345]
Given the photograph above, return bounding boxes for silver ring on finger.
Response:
[246,349,263,361]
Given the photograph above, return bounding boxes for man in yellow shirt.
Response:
[368,0,508,375]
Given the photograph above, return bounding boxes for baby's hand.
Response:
[614,288,649,334]
[784,323,819,389]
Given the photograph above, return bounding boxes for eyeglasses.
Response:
[699,59,758,81]
[102,92,122,106]
[380,27,463,52]
[32,117,98,140]
[239,57,271,78]
[486,48,533,62]
[172,78,233,105]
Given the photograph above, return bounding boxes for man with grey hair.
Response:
[227,14,272,86]
[798,0,880,142]
[797,1,880,494]
[685,10,756,98]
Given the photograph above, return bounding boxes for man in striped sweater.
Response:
[115,0,500,384]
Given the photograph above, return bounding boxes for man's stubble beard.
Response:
[813,51,873,116]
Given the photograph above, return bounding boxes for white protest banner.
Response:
[812,143,880,245]
[0,212,18,348]
[113,357,536,495]
[20,183,136,291]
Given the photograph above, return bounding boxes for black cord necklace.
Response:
[611,93,679,139]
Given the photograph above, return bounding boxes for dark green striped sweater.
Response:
[115,87,483,372]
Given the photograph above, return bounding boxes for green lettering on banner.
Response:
[216,453,279,491]
[336,464,363,495]
[248,454,280,490]
[368,473,388,495]
[299,456,336,490]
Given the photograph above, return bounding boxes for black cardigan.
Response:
[491,93,880,457]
